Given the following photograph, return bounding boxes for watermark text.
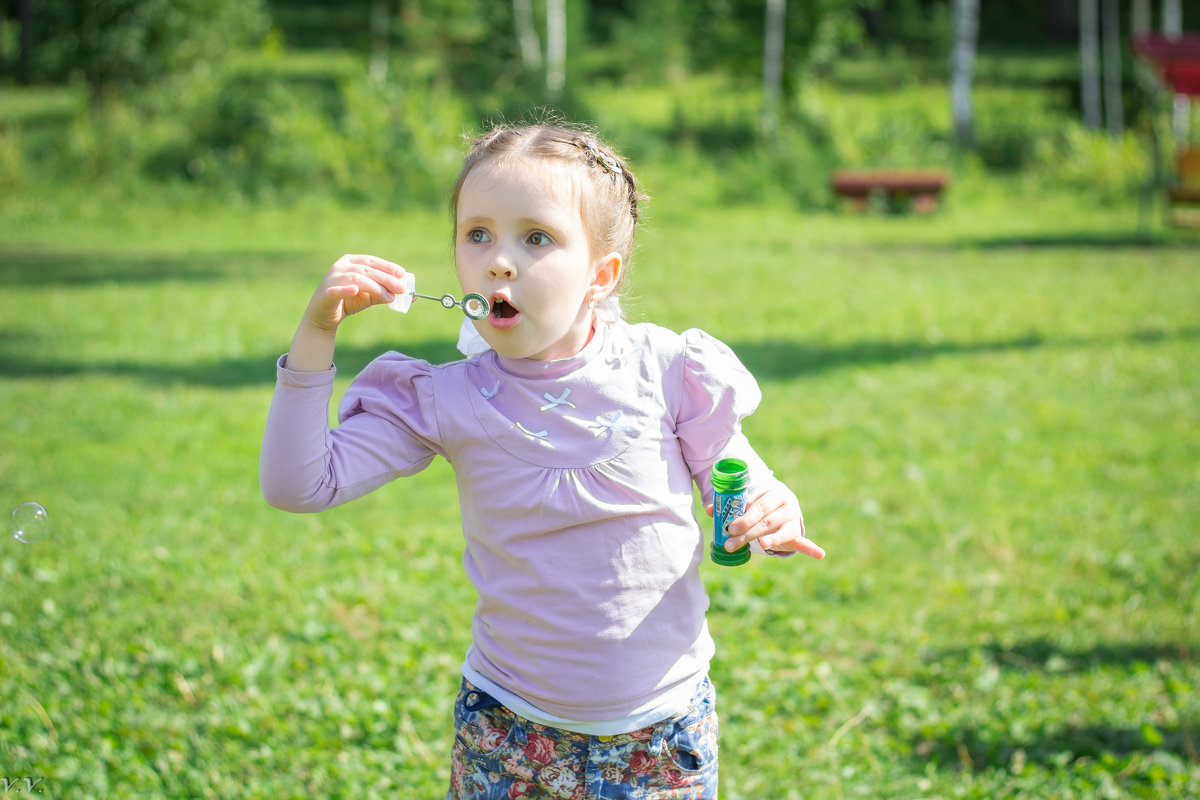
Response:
[0,777,44,794]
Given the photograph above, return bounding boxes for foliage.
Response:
[0,51,471,207]
[1,2,1176,211]
[0,177,1197,799]
[1036,123,1154,205]
[600,0,874,83]
[0,34,1169,215]
[21,0,269,105]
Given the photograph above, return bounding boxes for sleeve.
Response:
[673,329,774,505]
[259,352,443,513]
[673,330,800,559]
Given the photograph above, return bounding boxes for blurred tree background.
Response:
[1,0,1198,208]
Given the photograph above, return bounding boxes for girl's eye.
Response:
[527,231,551,246]
[468,229,490,243]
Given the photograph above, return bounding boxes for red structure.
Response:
[1132,33,1200,96]
[1132,34,1200,222]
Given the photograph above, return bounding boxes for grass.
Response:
[1,170,1198,800]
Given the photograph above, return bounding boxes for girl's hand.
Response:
[303,254,410,331]
[706,485,825,560]
[286,255,410,373]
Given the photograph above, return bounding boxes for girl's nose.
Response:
[487,257,517,281]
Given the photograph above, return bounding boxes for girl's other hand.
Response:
[303,254,409,331]
[705,485,825,560]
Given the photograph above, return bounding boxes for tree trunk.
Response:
[762,0,785,136]
[1080,0,1102,130]
[513,0,541,71]
[1162,0,1182,38]
[1102,0,1123,137]
[1163,0,1188,141]
[951,0,979,147]
[17,0,33,85]
[546,0,566,100]
[1132,0,1151,34]
[369,0,389,87]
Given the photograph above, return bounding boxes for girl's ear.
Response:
[590,251,624,301]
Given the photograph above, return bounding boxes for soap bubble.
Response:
[12,502,49,544]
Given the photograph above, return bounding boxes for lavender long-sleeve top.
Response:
[260,319,779,725]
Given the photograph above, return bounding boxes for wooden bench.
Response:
[831,169,949,213]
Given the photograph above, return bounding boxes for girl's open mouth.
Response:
[488,297,520,329]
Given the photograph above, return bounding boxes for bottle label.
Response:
[713,490,746,550]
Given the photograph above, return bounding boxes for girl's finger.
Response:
[791,537,825,559]
[326,283,360,297]
[728,495,786,536]
[355,260,409,297]
[343,269,399,304]
[759,521,824,559]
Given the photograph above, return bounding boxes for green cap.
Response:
[710,541,751,566]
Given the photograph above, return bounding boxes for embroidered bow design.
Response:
[589,410,628,437]
[479,381,500,399]
[539,388,576,411]
[515,421,550,439]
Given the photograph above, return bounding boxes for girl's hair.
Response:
[450,120,645,316]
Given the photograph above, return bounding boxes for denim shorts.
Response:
[447,676,719,799]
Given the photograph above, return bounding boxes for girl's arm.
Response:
[286,254,410,372]
[673,327,824,560]
[261,254,428,512]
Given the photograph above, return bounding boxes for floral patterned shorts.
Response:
[447,677,719,799]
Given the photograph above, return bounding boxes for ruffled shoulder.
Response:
[337,351,442,445]
[674,328,762,464]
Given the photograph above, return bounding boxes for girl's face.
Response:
[455,159,621,362]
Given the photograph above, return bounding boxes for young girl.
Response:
[260,121,824,800]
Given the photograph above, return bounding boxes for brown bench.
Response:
[831,169,949,213]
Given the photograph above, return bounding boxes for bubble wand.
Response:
[388,274,489,320]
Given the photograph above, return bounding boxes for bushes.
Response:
[149,52,470,205]
[0,52,471,207]
[0,47,1162,211]
[1035,123,1153,205]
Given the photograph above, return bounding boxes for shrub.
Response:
[1035,123,1153,205]
[139,52,470,206]
[973,88,1069,171]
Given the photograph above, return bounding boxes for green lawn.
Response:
[1,179,1198,799]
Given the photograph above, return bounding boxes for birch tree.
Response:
[513,0,541,71]
[762,0,786,136]
[1162,0,1188,140]
[369,0,390,87]
[1132,0,1151,34]
[1163,0,1182,37]
[1080,0,1102,129]
[546,0,566,100]
[950,0,980,146]
[1102,0,1123,136]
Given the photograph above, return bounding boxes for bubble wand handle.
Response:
[387,273,489,320]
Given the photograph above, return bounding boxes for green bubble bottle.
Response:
[711,458,751,566]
